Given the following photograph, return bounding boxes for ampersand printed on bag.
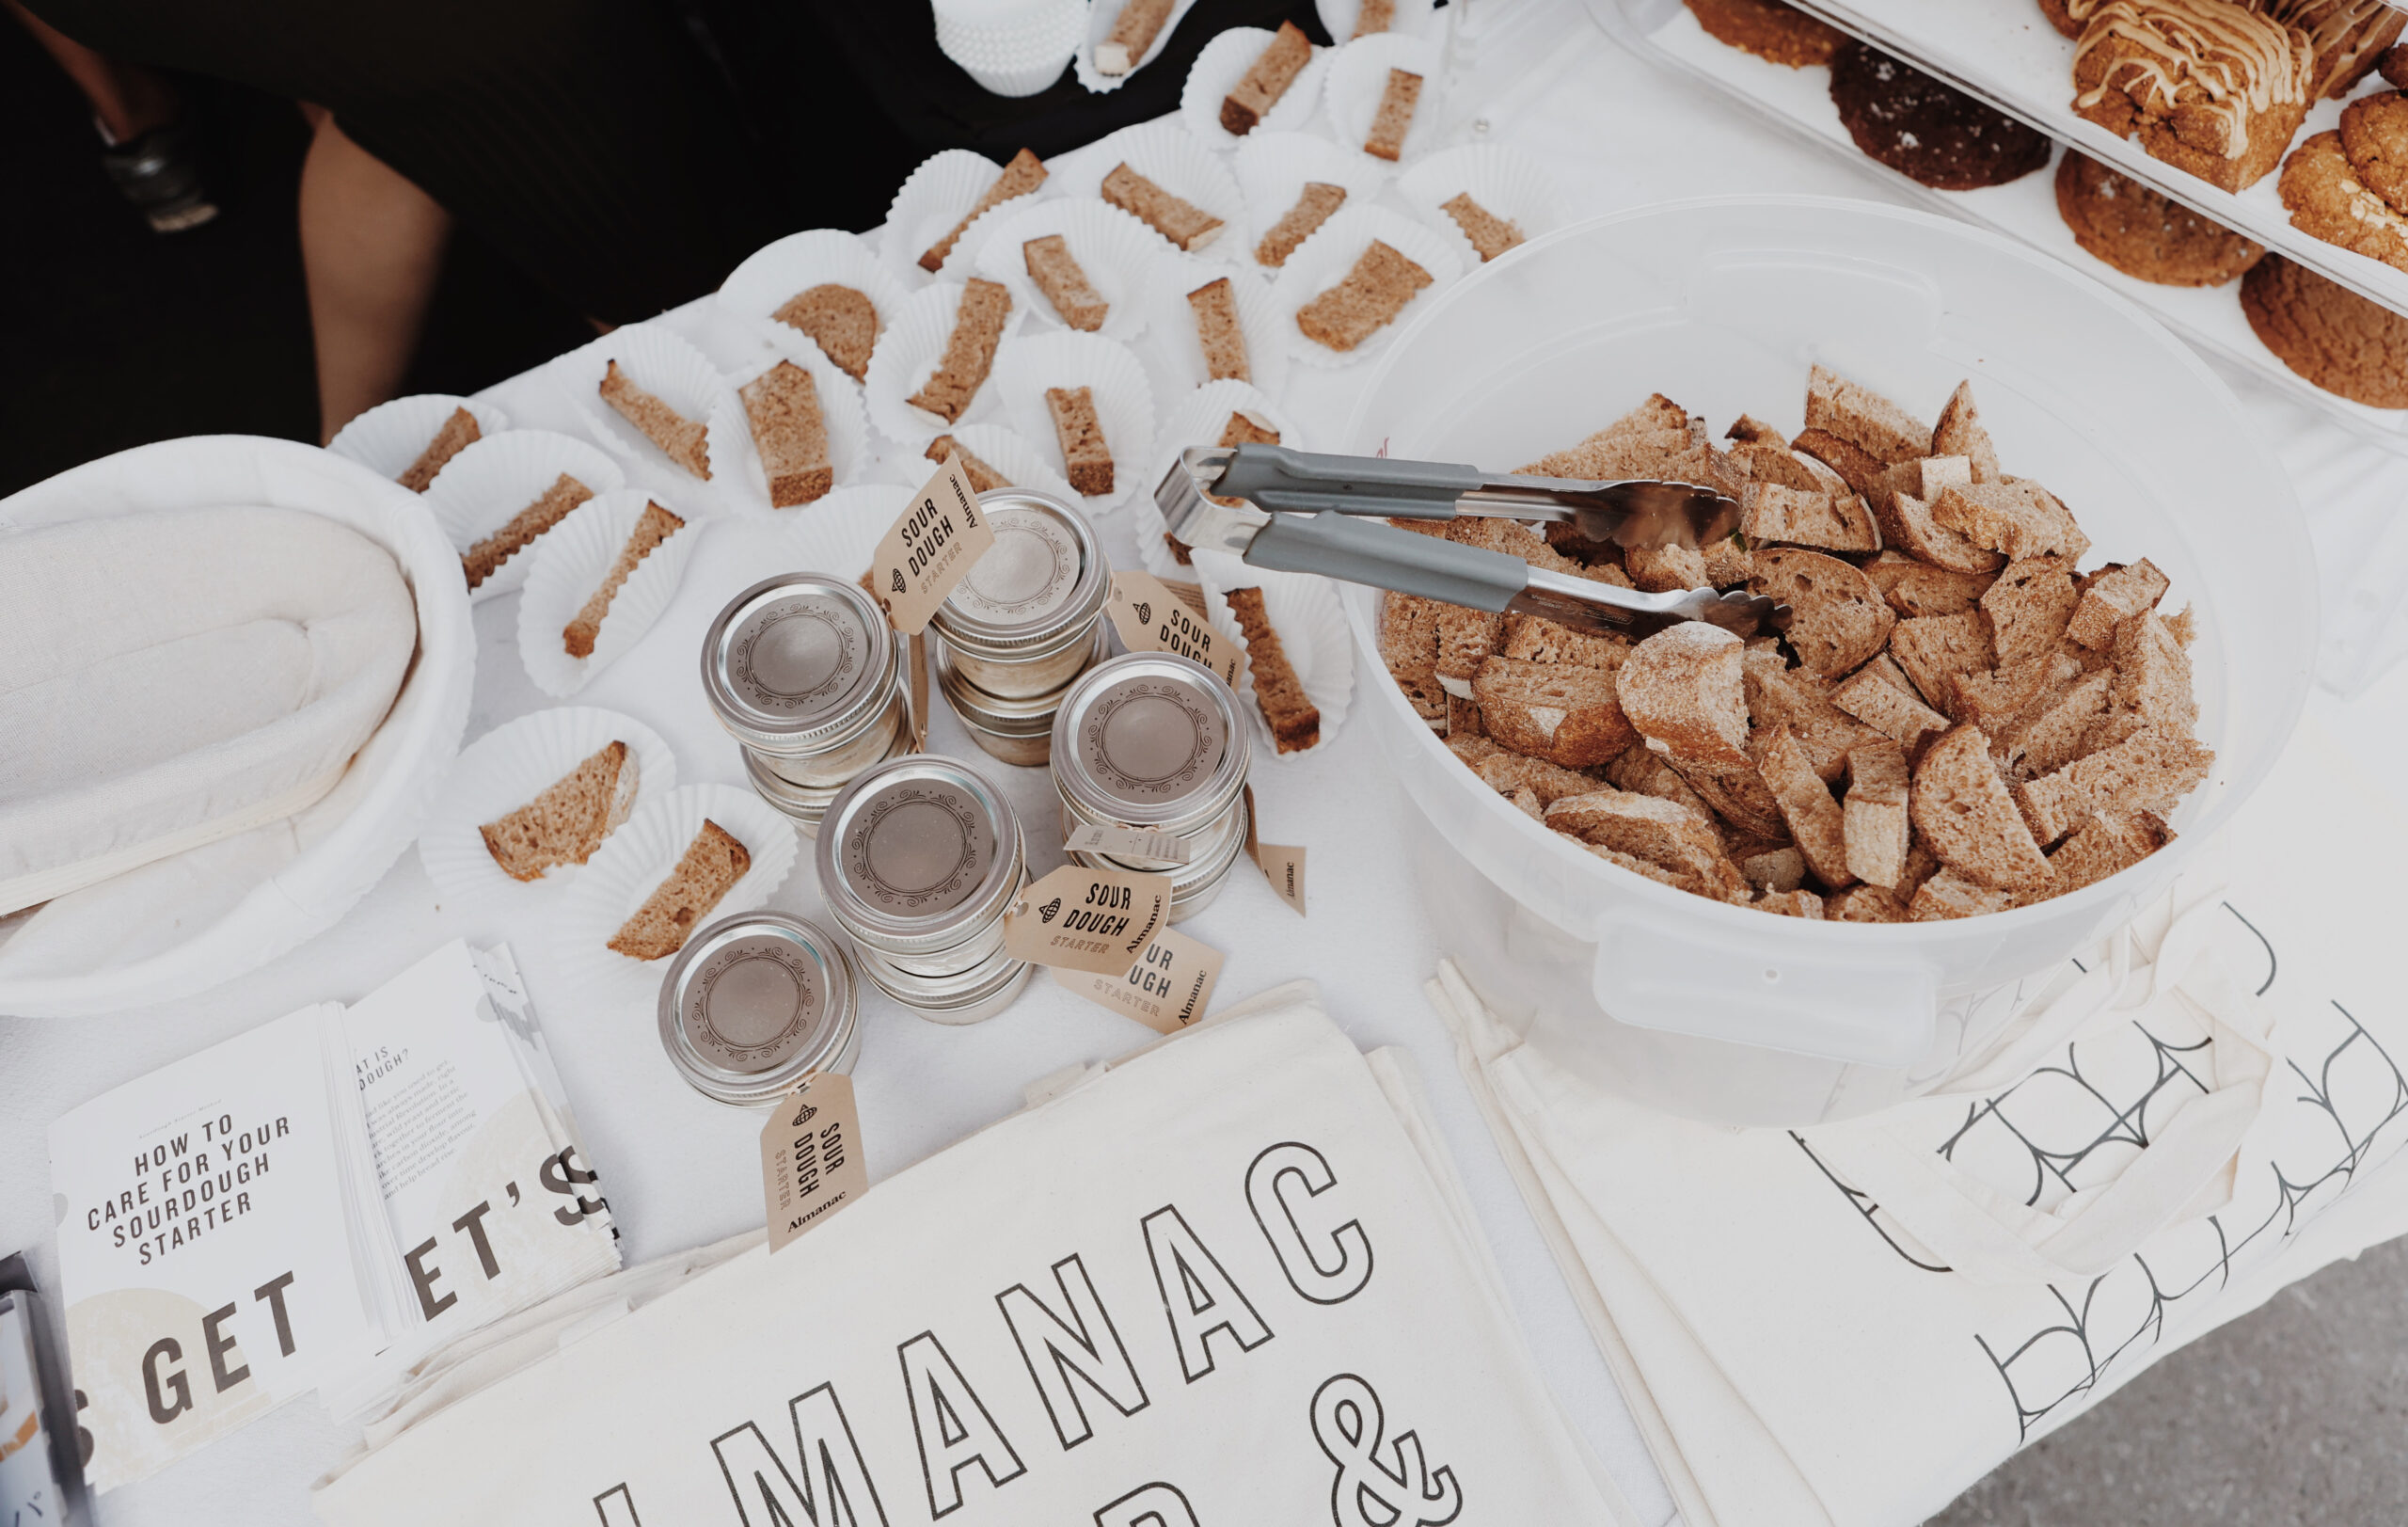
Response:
[1002,864,1175,977]
[872,454,995,636]
[758,1072,867,1253]
[1311,1374,1463,1527]
[1106,570,1246,690]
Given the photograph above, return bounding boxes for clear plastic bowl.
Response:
[1342,197,2315,1126]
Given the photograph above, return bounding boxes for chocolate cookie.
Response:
[2241,255,2408,409]
[2279,129,2408,274]
[1830,40,2052,191]
[2340,90,2408,216]
[2053,150,2266,286]
[1686,0,1845,68]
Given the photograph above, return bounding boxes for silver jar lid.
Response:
[703,575,899,753]
[816,755,1024,956]
[1052,652,1250,832]
[657,912,859,1106]
[930,490,1109,659]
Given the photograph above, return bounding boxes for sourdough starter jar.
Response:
[1051,652,1252,921]
[657,912,859,1106]
[704,574,911,834]
[930,489,1110,765]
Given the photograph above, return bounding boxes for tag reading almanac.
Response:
[1244,783,1307,916]
[1052,927,1226,1035]
[758,1072,868,1253]
[873,454,994,635]
[1106,569,1246,690]
[1002,864,1175,977]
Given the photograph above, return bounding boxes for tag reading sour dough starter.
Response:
[758,1072,868,1253]
[1106,569,1247,690]
[1052,926,1227,1035]
[873,455,995,636]
[1002,864,1176,977]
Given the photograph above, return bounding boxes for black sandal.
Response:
[98,121,218,234]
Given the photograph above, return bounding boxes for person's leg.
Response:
[298,110,451,440]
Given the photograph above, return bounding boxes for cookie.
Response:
[2053,150,2266,286]
[2036,0,2084,41]
[2340,90,2408,217]
[2240,255,2408,409]
[1830,40,2052,191]
[2385,43,2408,90]
[1685,0,1845,68]
[2279,129,2408,274]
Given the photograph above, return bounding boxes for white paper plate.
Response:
[1315,0,1439,41]
[927,422,1082,505]
[1193,551,1354,757]
[784,482,915,584]
[516,488,706,697]
[863,279,1031,448]
[418,707,679,908]
[326,394,512,487]
[1144,255,1291,398]
[717,230,911,384]
[1270,203,1464,368]
[423,430,626,602]
[1394,143,1562,266]
[1323,32,1445,168]
[1073,0,1205,92]
[724,347,871,514]
[1132,378,1305,582]
[561,325,764,513]
[992,330,1159,513]
[885,149,1054,287]
[974,197,1163,342]
[1047,120,1248,263]
[552,783,799,1006]
[1230,130,1395,273]
[1179,25,1335,151]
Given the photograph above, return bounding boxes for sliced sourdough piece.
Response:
[607,819,752,961]
[1909,867,2015,921]
[1605,743,1724,842]
[1949,655,2058,736]
[1473,656,1636,767]
[1803,363,1929,465]
[479,741,640,882]
[1545,790,1751,902]
[2048,809,2173,893]
[1023,235,1110,331]
[1441,193,1526,262]
[771,284,880,381]
[1889,489,2005,575]
[1831,664,1951,756]
[907,278,1013,423]
[919,149,1047,272]
[927,435,1010,493]
[599,360,711,479]
[2067,558,2170,648]
[1896,837,1941,900]
[1865,549,1995,618]
[1998,666,2115,782]
[1842,740,1910,888]
[1626,542,1710,593]
[1256,183,1348,267]
[1726,414,1789,448]
[1043,386,1115,497]
[1187,277,1252,382]
[1501,612,1631,670]
[1889,612,1996,716]
[2096,612,2198,745]
[1928,380,2002,482]
[1294,239,1434,352]
[1449,692,1483,739]
[1218,410,1279,449]
[1380,593,1448,724]
[1470,748,1602,805]
[1226,587,1320,752]
[1354,0,1395,35]
[1507,786,1545,820]
[1753,725,1855,888]
[1221,21,1314,135]
[1741,845,1808,894]
[1791,425,1891,501]
[1620,622,1751,766]
[1666,753,1792,839]
[1741,481,1878,552]
[399,406,481,492]
[1364,69,1424,161]
[1753,888,1826,918]
[564,501,684,659]
[1932,481,2091,563]
[1979,556,2078,665]
[1829,883,1909,922]
[1101,163,1225,251]
[1703,536,1755,588]
[1749,548,1895,678]
[1911,724,2055,891]
[463,473,593,590]
[1098,0,1175,74]
[1573,839,1691,891]
[740,360,834,507]
[1434,606,1507,696]
[1910,455,1974,502]
[1743,650,1883,782]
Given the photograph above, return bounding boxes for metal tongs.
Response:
[1157,443,1786,638]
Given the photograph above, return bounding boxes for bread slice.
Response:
[1790,425,1892,501]
[1890,612,1996,715]
[1218,410,1279,449]
[1830,663,1951,756]
[1743,650,1882,782]
[1625,542,1710,593]
[399,406,481,492]
[1865,549,1995,617]
[2047,809,2172,893]
[1101,164,1224,251]
[1928,381,2001,482]
[1256,183,1348,267]
[770,284,879,381]
[1911,724,2054,890]
[1545,790,1750,902]
[1604,744,1724,843]
[1740,480,1880,554]
[1888,489,2006,575]
[1804,364,1929,465]
[2090,612,2198,750]
[1977,556,2077,665]
[1619,622,1750,765]
[1842,740,1910,888]
[1467,746,1601,805]
[1043,386,1114,497]
[1379,593,1448,723]
[1354,0,1395,36]
[1998,667,2115,782]
[2020,724,2212,847]
[739,360,833,508]
[1226,586,1319,752]
[1186,277,1252,382]
[480,741,640,882]
[607,819,751,961]
[1365,68,1423,160]
[1474,656,1637,767]
[2067,558,2169,648]
[1754,725,1855,888]
[1752,888,1826,918]
[926,435,1009,493]
[1295,240,1434,351]
[1726,414,1788,449]
[1023,235,1109,331]
[1740,845,1807,893]
[564,501,684,659]
[1441,192,1526,262]
[1449,692,1483,740]
[463,472,593,590]
[1829,883,1909,922]
[907,278,1013,423]
[1665,753,1791,839]
[1506,786,1545,821]
[919,148,1047,273]
[1747,548,1894,677]
[1221,21,1313,135]
[1434,606,1506,694]
[1503,612,1631,670]
[1097,0,1174,73]
[1949,655,2058,736]
[1932,481,2090,563]
[1908,867,2015,921]
[599,360,710,479]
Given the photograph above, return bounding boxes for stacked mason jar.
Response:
[656,912,860,1106]
[928,490,1111,766]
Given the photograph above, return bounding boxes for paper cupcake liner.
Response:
[885,149,1054,287]
[1133,378,1305,582]
[991,330,1158,514]
[551,783,800,1009]
[957,55,1076,96]
[1046,120,1248,263]
[1193,552,1354,758]
[326,394,513,487]
[718,230,912,384]
[1269,203,1464,369]
[1394,143,1562,268]
[784,482,915,584]
[1323,32,1446,168]
[1073,0,1206,93]
[1143,255,1291,398]
[973,197,1163,343]
[937,0,1082,93]
[422,430,627,603]
[725,348,871,517]
[1315,0,1440,41]
[930,422,1081,504]
[863,280,1033,449]
[1230,130,1396,272]
[417,707,680,909]
[516,488,706,698]
[560,324,760,514]
[1180,26,1335,151]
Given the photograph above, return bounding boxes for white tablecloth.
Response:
[9,8,2408,1526]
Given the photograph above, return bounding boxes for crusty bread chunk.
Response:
[1740,845,1807,893]
[1506,786,1545,821]
[1744,650,1882,782]
[1576,839,1691,889]
[1933,481,2091,563]
[1354,0,1395,36]
[1221,21,1313,135]
[1502,612,1630,670]
[1023,235,1110,331]
[608,819,751,961]
[1365,68,1423,160]
[1474,656,1636,767]
[771,284,879,381]
[1448,692,1482,739]
[463,473,592,590]
[1186,277,1251,381]
[1831,663,1951,756]
[1441,192,1526,262]
[1627,542,1710,593]
[1929,381,2002,483]
[920,149,1046,273]
[1911,724,2054,891]
[1666,753,1790,839]
[1227,586,1320,753]
[399,406,480,492]
[1256,183,1347,267]
[2017,724,2214,845]
[1381,594,1448,724]
[1102,163,1225,251]
[1470,747,1605,805]
[740,360,833,507]
[1749,548,1894,677]
[1889,612,1995,715]
[1981,556,2079,665]
[600,360,710,479]
[1755,888,1826,918]
[908,278,1013,423]
[1829,883,1909,922]
[1864,549,1994,617]
[2068,558,2170,649]
[1606,743,1723,840]
[1755,725,1855,888]
[1889,489,2005,575]
[1434,606,1507,695]
[1998,667,2115,783]
[1791,424,1890,501]
[1950,654,2059,736]
[1909,867,2016,921]
[2048,809,2173,893]
[1842,740,1910,888]
[1098,0,1174,74]
[2096,612,2198,745]
[1804,364,1929,465]
[480,740,639,882]
[1621,622,1751,765]
[926,435,1009,494]
[1044,386,1115,497]
[564,501,684,659]
[1295,240,1433,351]
[1545,790,1750,901]
[1741,481,1879,553]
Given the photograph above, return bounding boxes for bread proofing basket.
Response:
[1343,197,2314,1127]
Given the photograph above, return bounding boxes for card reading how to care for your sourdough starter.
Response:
[874,453,993,635]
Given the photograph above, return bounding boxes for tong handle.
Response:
[1213,443,1482,520]
[1247,511,1527,610]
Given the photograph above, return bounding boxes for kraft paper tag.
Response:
[1063,822,1192,869]
[1106,569,1246,690]
[873,454,994,636]
[1002,864,1175,977]
[1244,783,1307,916]
[1052,927,1226,1035]
[759,1072,867,1253]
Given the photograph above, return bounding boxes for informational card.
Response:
[874,454,993,635]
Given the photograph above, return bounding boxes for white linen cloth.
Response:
[1436,718,2408,1527]
[313,986,1638,1527]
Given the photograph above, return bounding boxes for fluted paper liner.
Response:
[422,429,626,602]
[1322,32,1445,167]
[1194,551,1354,757]
[1314,0,1439,41]
[326,393,512,486]
[1269,202,1464,368]
[1143,253,1291,397]
[561,324,764,514]
[1230,129,1396,272]
[883,149,1054,286]
[725,347,871,516]
[718,230,911,381]
[991,329,1159,513]
[1073,0,1205,93]
[863,279,1031,448]
[1395,143,1562,267]
[1132,377,1304,582]
[974,197,1164,342]
[1047,119,1248,262]
[418,706,679,908]
[1180,25,1335,150]
[515,488,705,697]
[783,482,916,585]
